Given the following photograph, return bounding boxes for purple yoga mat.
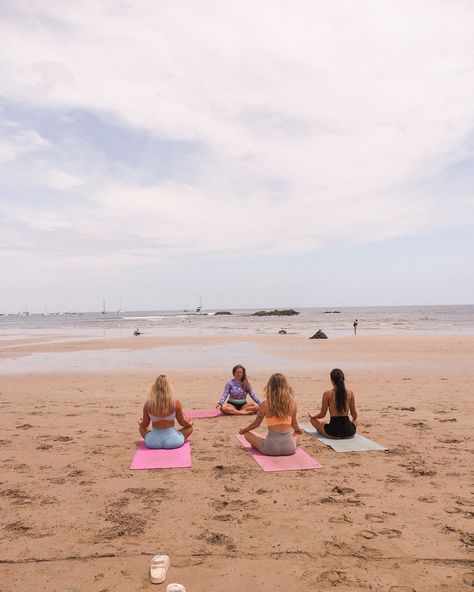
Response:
[184,408,224,419]
[130,440,191,470]
[235,434,323,472]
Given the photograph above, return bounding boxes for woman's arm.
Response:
[175,400,193,429]
[349,391,358,423]
[217,380,232,408]
[138,401,150,437]
[248,384,261,405]
[309,392,329,419]
[239,403,266,434]
[291,401,302,434]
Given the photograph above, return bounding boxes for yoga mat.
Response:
[300,422,388,452]
[185,408,224,419]
[235,434,323,472]
[130,440,191,470]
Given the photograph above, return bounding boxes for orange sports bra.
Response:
[266,415,292,426]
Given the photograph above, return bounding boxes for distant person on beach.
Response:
[133,327,141,336]
[138,375,193,448]
[308,368,358,439]
[216,364,261,415]
[239,373,302,455]
[353,319,358,335]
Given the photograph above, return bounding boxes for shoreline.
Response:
[1,333,474,375]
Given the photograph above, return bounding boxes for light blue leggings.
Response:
[144,427,185,449]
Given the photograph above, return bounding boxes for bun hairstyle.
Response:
[232,364,251,393]
[330,368,347,413]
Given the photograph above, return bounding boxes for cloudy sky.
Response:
[1,1,473,313]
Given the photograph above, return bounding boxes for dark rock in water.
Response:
[278,329,287,335]
[309,330,328,339]
[214,311,232,315]
[253,309,300,316]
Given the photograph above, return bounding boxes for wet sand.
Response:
[0,334,473,591]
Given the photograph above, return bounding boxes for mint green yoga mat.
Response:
[301,422,387,452]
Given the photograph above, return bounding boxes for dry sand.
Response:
[0,334,473,591]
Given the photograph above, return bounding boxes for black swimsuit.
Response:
[324,415,356,438]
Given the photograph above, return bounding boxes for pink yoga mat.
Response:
[184,408,224,419]
[130,440,191,470]
[235,434,323,472]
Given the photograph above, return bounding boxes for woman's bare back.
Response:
[325,388,354,416]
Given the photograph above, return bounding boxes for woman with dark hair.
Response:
[216,364,261,415]
[308,368,359,438]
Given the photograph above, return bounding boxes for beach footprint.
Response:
[357,530,378,539]
[317,570,347,585]
[380,528,402,538]
[463,573,474,587]
[365,513,386,523]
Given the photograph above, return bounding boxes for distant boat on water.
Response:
[102,299,106,314]
[18,300,30,316]
[196,294,203,314]
[195,294,208,315]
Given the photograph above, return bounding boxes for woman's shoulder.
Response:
[174,399,182,408]
[323,389,333,398]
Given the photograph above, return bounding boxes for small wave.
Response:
[121,316,165,321]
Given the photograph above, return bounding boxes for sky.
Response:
[1,1,473,313]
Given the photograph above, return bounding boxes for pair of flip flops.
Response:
[150,555,185,591]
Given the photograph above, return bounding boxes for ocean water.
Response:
[1,304,473,339]
[1,305,472,375]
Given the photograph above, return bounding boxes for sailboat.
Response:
[196,294,203,313]
[195,294,208,315]
[18,300,30,316]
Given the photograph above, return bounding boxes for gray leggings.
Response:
[259,430,296,456]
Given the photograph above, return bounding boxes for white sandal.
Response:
[150,554,170,584]
[166,585,186,592]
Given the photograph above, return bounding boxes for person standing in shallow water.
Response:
[216,364,261,415]
[353,319,358,335]
[308,368,359,439]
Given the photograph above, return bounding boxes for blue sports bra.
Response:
[148,402,176,422]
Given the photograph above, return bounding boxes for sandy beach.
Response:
[0,334,473,591]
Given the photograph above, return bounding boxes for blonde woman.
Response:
[138,375,193,449]
[239,373,302,456]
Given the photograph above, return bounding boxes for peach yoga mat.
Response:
[235,434,323,472]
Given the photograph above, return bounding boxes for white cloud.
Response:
[0,120,49,163]
[0,0,473,261]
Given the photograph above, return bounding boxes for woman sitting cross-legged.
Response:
[216,364,261,415]
[138,374,193,449]
[308,368,359,439]
[239,373,302,456]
